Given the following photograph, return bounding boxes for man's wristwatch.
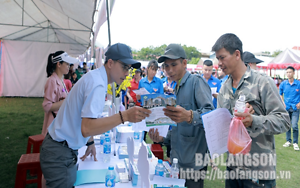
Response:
[86,141,94,146]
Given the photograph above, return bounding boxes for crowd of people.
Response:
[39,34,296,188]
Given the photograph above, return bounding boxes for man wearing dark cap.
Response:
[40,43,151,187]
[148,43,214,188]
[243,51,263,70]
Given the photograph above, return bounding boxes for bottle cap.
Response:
[108,166,114,170]
[239,94,246,102]
[158,159,163,163]
[173,158,178,163]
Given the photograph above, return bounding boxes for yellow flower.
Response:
[107,69,137,97]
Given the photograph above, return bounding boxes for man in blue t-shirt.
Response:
[279,66,300,151]
[202,60,221,108]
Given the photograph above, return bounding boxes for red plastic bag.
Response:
[227,117,252,155]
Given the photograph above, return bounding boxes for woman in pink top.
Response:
[42,51,75,136]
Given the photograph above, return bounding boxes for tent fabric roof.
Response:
[269,48,300,64]
[0,0,97,56]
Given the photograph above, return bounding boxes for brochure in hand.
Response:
[141,93,177,127]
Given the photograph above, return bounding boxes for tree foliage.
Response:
[132,44,201,64]
[189,57,200,64]
[272,50,282,57]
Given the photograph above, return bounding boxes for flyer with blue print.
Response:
[141,93,177,127]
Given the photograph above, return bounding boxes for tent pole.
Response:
[106,0,117,157]
[106,0,115,106]
[106,0,111,47]
[22,0,24,26]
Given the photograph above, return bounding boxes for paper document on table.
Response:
[151,175,186,187]
[202,108,232,159]
[133,88,150,95]
[74,169,120,186]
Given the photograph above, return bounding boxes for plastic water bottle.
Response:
[234,94,246,113]
[99,134,105,154]
[103,133,111,163]
[105,166,116,187]
[155,159,164,177]
[171,158,179,179]
[234,94,246,120]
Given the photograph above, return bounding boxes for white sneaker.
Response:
[283,141,291,147]
[293,143,299,151]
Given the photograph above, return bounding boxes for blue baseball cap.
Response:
[105,43,141,69]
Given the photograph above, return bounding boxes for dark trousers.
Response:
[225,167,276,188]
[184,166,207,188]
[40,134,78,188]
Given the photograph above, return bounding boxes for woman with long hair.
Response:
[136,60,164,142]
[137,60,164,99]
[41,51,77,136]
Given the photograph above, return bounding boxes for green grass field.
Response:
[0,97,299,188]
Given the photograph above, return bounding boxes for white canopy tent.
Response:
[268,48,300,64]
[0,0,114,97]
[256,48,300,78]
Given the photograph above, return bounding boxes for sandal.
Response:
[211,162,219,170]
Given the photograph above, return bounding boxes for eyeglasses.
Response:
[115,60,132,72]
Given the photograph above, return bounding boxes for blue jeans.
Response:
[286,109,299,144]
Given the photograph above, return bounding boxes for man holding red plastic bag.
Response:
[212,33,291,188]
[227,94,252,155]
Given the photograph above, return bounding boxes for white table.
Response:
[75,143,185,187]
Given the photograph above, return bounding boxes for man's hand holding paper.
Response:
[123,106,151,123]
[163,105,191,123]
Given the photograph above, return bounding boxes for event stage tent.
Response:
[268,48,300,65]
[268,48,300,74]
[0,0,113,97]
[256,48,300,77]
